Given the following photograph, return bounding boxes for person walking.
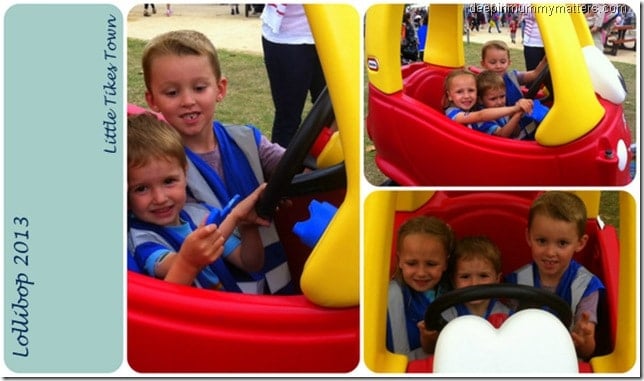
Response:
[230,4,239,15]
[143,4,156,16]
[488,11,501,33]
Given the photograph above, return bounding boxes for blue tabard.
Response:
[184,121,294,295]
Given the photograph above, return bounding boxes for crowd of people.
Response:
[143,3,172,17]
[402,3,636,64]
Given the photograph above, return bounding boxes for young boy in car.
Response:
[505,191,605,360]
[441,235,513,327]
[127,112,269,292]
[480,40,548,139]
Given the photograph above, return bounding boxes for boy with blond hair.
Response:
[480,40,548,106]
[505,191,605,360]
[139,29,294,294]
[480,40,548,139]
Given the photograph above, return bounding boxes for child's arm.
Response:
[519,56,548,85]
[213,183,270,238]
[230,222,266,272]
[217,183,270,272]
[571,290,600,360]
[161,224,226,285]
[416,321,440,354]
[492,99,533,137]
[492,111,523,137]
[571,311,596,360]
[452,104,523,125]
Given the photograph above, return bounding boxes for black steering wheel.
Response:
[424,284,572,331]
[525,62,551,102]
[255,87,346,220]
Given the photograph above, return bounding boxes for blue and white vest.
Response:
[441,298,512,327]
[506,260,605,327]
[504,70,524,106]
[386,280,447,360]
[504,70,537,140]
[184,121,294,295]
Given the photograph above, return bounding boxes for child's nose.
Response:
[546,244,558,256]
[150,187,167,203]
[180,92,196,106]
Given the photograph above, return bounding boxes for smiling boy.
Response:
[127,112,269,292]
[505,191,605,360]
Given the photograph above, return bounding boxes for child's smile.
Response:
[447,75,477,111]
[526,214,587,285]
[145,53,227,151]
[128,158,187,227]
[398,233,448,293]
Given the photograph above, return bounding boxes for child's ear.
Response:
[216,77,228,102]
[524,227,532,247]
[144,91,159,112]
[575,233,590,252]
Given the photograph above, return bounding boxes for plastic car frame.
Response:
[364,190,636,374]
[365,4,634,186]
[127,5,360,373]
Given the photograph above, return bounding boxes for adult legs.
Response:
[262,37,326,148]
[144,4,156,16]
[523,45,544,72]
